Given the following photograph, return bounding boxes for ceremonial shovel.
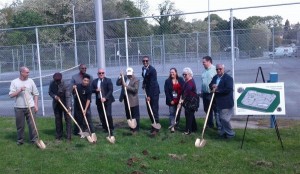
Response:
[99,90,116,144]
[23,91,46,149]
[121,74,137,129]
[143,89,161,130]
[195,92,215,148]
[74,87,96,143]
[168,97,183,129]
[57,99,88,138]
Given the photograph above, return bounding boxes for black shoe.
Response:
[17,142,24,145]
[183,131,191,135]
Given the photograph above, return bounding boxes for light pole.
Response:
[72,0,78,66]
[208,0,211,56]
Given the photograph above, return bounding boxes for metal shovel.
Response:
[168,97,183,129]
[23,91,46,149]
[143,89,161,130]
[57,99,86,138]
[195,92,215,148]
[99,90,116,144]
[121,74,137,129]
[74,87,96,143]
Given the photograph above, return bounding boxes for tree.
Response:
[9,10,44,28]
[152,0,185,35]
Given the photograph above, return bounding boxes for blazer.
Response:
[116,75,140,107]
[164,77,185,106]
[209,73,234,110]
[91,77,115,106]
[142,65,160,98]
[48,80,71,108]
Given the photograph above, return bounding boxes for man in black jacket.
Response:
[48,72,72,141]
[92,68,115,135]
[209,64,235,139]
[142,56,160,135]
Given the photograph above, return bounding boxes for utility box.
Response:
[269,72,278,83]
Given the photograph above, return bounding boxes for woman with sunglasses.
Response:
[181,67,198,135]
[164,68,184,133]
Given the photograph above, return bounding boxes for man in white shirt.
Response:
[9,66,39,146]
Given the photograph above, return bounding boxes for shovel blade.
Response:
[106,136,116,144]
[195,138,206,148]
[127,119,137,129]
[91,133,97,143]
[86,135,94,143]
[36,140,46,149]
[151,123,161,130]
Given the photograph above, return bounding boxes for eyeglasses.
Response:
[216,68,223,71]
[142,60,148,62]
[98,72,105,75]
[182,74,187,76]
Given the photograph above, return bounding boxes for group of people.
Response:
[9,55,235,147]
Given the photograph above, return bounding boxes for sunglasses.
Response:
[98,72,105,75]
[81,68,87,70]
[216,68,223,71]
[182,74,187,76]
[142,60,149,62]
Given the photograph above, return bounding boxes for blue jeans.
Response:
[169,105,181,126]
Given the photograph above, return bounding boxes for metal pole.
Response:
[196,32,199,59]
[208,0,211,56]
[35,27,45,116]
[59,43,62,70]
[230,9,235,81]
[12,49,15,71]
[87,41,91,66]
[22,45,25,66]
[31,44,35,73]
[95,0,106,69]
[72,3,78,66]
[54,44,57,69]
[124,19,129,67]
[272,27,275,69]
[162,34,165,71]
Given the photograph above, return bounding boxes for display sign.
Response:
[234,82,285,115]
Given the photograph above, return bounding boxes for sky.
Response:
[1,0,300,24]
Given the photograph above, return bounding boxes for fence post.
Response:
[35,27,45,116]
[124,18,129,68]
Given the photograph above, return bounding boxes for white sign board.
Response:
[234,82,285,115]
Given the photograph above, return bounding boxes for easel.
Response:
[240,67,284,150]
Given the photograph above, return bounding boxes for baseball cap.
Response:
[126,67,133,75]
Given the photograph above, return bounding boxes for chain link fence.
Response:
[0,3,300,116]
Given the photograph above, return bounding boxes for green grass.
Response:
[0,117,300,174]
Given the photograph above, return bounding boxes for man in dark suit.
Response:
[209,64,235,139]
[92,68,115,135]
[142,56,160,135]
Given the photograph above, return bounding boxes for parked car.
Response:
[269,47,294,57]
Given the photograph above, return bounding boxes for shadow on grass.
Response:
[41,128,55,136]
[4,131,16,142]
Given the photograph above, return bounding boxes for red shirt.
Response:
[172,82,182,105]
